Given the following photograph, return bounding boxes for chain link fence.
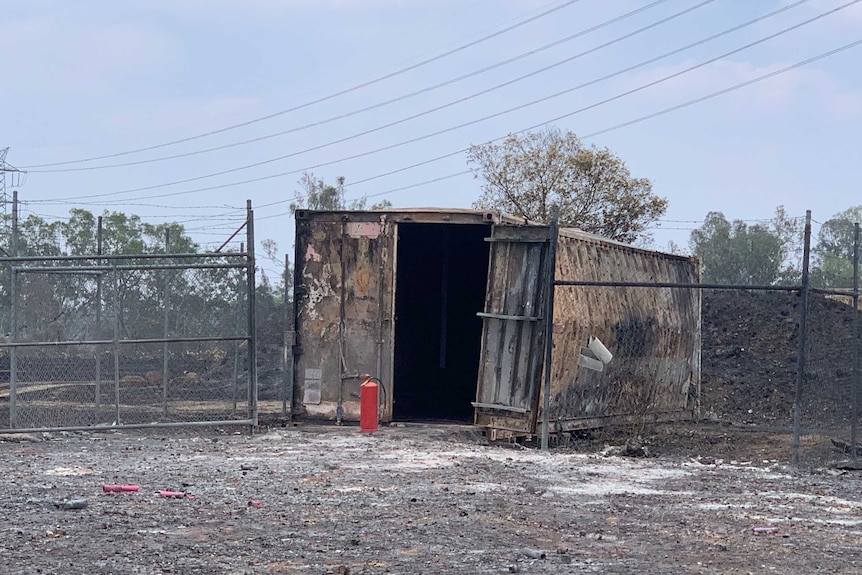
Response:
[255,258,292,422]
[550,282,861,465]
[547,213,862,466]
[803,291,861,461]
[0,207,256,432]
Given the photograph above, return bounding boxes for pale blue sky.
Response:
[2,0,860,278]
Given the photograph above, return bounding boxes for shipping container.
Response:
[290,208,700,436]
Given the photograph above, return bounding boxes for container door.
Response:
[293,214,395,422]
[473,224,550,434]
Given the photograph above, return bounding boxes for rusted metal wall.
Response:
[545,229,701,432]
[293,212,395,422]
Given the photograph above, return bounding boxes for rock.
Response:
[59,498,88,510]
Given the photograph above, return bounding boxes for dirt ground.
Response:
[2,422,861,575]
[700,289,859,432]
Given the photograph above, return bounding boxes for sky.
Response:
[2,0,861,280]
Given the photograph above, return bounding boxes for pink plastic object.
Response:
[103,484,140,493]
[248,500,263,509]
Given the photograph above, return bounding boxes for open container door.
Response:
[473,224,550,437]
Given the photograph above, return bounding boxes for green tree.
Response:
[289,172,367,213]
[371,199,393,210]
[16,214,64,339]
[689,207,801,285]
[468,128,667,243]
[811,206,862,289]
[5,209,212,342]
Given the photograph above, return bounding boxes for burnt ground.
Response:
[1,424,862,575]
[699,289,861,438]
[1,290,861,573]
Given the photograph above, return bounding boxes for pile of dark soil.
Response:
[700,289,860,431]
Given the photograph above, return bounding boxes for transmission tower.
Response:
[0,147,26,233]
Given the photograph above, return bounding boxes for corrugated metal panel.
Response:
[474,225,550,433]
[546,232,701,431]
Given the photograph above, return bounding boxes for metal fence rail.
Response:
[0,195,258,432]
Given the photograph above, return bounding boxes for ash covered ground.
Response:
[1,424,861,575]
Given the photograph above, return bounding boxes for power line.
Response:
[657,217,805,224]
[21,0,584,169]
[341,40,862,205]
[32,0,824,206]
[28,0,676,174]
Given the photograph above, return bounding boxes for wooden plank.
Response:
[471,402,530,414]
[477,312,541,322]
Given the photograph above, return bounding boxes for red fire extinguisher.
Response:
[360,374,381,432]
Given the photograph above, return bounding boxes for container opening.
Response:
[392,223,490,422]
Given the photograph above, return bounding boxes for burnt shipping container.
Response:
[290,208,700,437]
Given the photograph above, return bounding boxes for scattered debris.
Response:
[157,490,185,498]
[831,460,862,471]
[45,466,93,476]
[601,438,650,458]
[58,498,88,510]
[0,433,42,443]
[103,484,140,493]
[0,425,856,572]
[157,490,194,500]
[831,438,862,454]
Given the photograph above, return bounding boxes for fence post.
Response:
[162,228,170,415]
[792,210,812,465]
[283,252,294,418]
[232,242,243,414]
[541,205,560,452]
[95,216,102,422]
[852,223,860,457]
[113,263,121,426]
[9,190,18,428]
[246,201,258,428]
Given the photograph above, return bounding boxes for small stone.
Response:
[59,498,88,510]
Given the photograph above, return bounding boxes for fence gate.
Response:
[0,206,257,432]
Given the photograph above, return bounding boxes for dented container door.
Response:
[474,224,550,434]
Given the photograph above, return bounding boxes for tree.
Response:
[811,206,862,289]
[371,199,393,210]
[468,128,667,243]
[689,207,801,285]
[2,208,218,342]
[290,172,366,214]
